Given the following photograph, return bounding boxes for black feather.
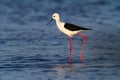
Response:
[64,23,91,31]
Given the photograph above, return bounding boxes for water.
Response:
[0,0,120,80]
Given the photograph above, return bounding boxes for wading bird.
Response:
[47,13,91,63]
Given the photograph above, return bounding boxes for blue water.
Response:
[0,0,120,80]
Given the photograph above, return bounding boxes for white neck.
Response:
[55,18,61,27]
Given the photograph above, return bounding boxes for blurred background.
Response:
[0,0,120,80]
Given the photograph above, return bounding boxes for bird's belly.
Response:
[59,28,81,37]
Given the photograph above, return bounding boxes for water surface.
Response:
[0,0,120,80]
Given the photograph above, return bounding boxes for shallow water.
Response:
[0,0,120,80]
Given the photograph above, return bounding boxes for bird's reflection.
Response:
[52,62,85,80]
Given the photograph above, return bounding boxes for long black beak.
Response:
[47,18,53,25]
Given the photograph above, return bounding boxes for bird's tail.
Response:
[86,28,92,30]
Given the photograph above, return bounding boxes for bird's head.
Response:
[47,13,60,25]
[52,13,60,20]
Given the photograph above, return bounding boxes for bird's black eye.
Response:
[53,16,55,17]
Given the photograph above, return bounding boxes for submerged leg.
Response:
[68,37,72,64]
[77,34,87,60]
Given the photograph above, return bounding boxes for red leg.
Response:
[68,37,72,64]
[77,34,87,61]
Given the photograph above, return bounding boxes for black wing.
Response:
[64,23,91,31]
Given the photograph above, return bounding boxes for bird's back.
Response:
[64,23,91,31]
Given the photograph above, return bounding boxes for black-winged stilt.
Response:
[47,13,91,63]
